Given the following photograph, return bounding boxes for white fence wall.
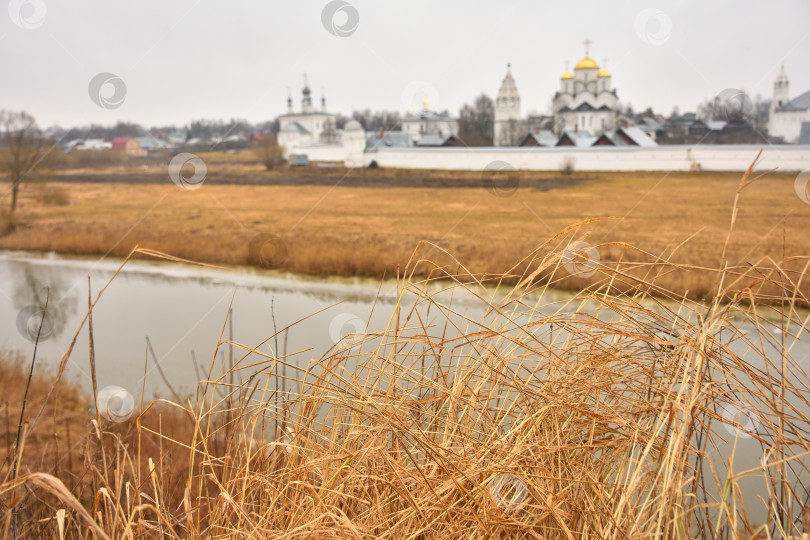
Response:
[289,144,346,163]
[361,145,810,173]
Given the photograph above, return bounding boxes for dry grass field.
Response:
[1,163,809,301]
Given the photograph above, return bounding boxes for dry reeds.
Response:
[1,166,810,538]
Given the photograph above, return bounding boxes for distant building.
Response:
[518,129,557,147]
[552,40,618,137]
[278,74,337,149]
[401,101,458,144]
[556,130,596,147]
[494,64,521,146]
[593,126,657,147]
[111,137,146,156]
[365,130,413,151]
[769,65,810,143]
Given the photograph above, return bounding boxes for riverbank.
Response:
[1,167,808,303]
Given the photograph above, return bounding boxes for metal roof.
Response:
[777,89,810,112]
[365,131,413,151]
[619,126,658,147]
[800,122,810,145]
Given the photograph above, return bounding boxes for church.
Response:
[494,40,619,146]
[552,40,618,137]
[769,65,810,144]
[278,75,337,148]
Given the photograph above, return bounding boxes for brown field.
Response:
[1,163,809,302]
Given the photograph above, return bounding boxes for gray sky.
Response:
[2,0,808,129]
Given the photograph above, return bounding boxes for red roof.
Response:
[111,137,134,149]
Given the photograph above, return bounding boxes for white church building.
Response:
[769,65,810,144]
[552,41,618,137]
[278,76,337,148]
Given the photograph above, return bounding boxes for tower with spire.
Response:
[494,63,521,146]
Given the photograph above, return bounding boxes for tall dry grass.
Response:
[2,162,810,538]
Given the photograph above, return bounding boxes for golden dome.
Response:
[575,56,598,69]
[598,69,610,77]
[561,71,573,79]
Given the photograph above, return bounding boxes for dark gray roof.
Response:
[777,89,810,112]
[573,102,595,112]
[800,122,810,145]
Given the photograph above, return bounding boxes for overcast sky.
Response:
[2,0,808,129]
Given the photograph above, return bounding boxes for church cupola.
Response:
[597,58,611,92]
[287,88,293,114]
[301,73,313,113]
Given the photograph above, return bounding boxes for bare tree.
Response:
[252,135,285,171]
[0,110,45,213]
[458,94,494,146]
